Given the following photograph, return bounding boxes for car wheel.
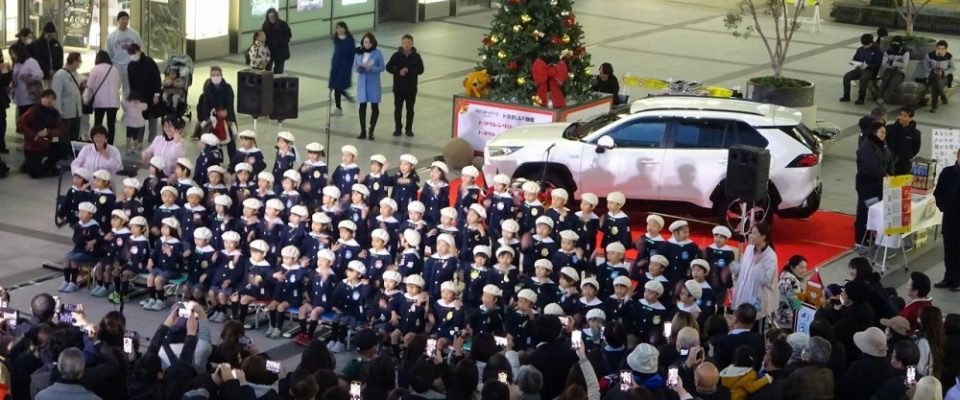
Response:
[716,194,773,238]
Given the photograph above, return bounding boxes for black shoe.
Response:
[839,96,851,102]
[357,131,367,140]
[930,106,938,113]
[405,130,414,137]
[942,96,949,105]
[368,128,375,141]
[854,99,865,105]
[0,148,8,154]
[950,286,960,292]
[392,130,402,137]
[934,280,954,288]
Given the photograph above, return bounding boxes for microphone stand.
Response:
[325,89,334,166]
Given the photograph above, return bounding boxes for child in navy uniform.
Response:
[295,249,337,346]
[299,142,328,210]
[557,267,581,314]
[364,229,394,288]
[206,231,244,322]
[676,280,703,320]
[522,216,558,277]
[605,276,637,331]
[396,274,429,336]
[210,195,238,250]
[545,188,574,236]
[400,202,430,254]
[331,145,361,201]
[229,163,256,217]
[470,284,505,336]
[260,198,287,261]
[252,172,277,204]
[495,219,522,270]
[597,242,629,299]
[319,186,343,226]
[572,277,604,318]
[299,212,332,268]
[92,209,131,297]
[664,220,701,283]
[278,171,303,217]
[328,261,370,353]
[634,280,668,345]
[172,158,198,205]
[272,131,298,192]
[364,154,390,209]
[523,259,558,310]
[690,259,717,323]
[637,255,673,303]
[239,198,263,249]
[600,191,631,251]
[265,245,309,339]
[374,198,402,254]
[233,239,275,327]
[705,225,736,309]
[284,205,309,250]
[455,166,483,227]
[459,204,490,264]
[463,246,494,310]
[420,161,450,226]
[485,174,513,240]
[120,177,145,220]
[141,158,168,220]
[506,289,538,351]
[518,181,544,235]
[391,154,420,222]
[232,130,266,176]
[574,193,601,257]
[581,309,607,352]
[491,247,519,308]
[333,220,362,278]
[203,166,229,210]
[180,187,210,251]
[194,134,223,186]
[184,227,217,302]
[553,230,586,281]
[58,167,93,227]
[426,207,460,257]
[431,281,466,343]
[91,169,117,229]
[347,184,371,249]
[397,229,424,277]
[635,214,667,266]
[142,217,184,311]
[423,233,458,300]
[115,216,150,303]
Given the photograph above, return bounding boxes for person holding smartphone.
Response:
[127,307,200,400]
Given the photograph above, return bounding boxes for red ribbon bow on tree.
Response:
[531,58,569,108]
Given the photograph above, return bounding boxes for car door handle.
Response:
[639,159,660,165]
[718,159,728,164]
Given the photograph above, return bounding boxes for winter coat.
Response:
[329,35,355,91]
[126,324,199,400]
[199,79,236,122]
[354,48,385,103]
[83,63,121,109]
[262,19,292,62]
[837,354,893,400]
[936,163,960,235]
[12,57,43,106]
[29,37,64,80]
[782,364,834,400]
[831,302,876,363]
[856,134,894,197]
[385,47,424,94]
[17,103,63,153]
[52,67,83,118]
[885,120,921,175]
[719,366,770,400]
[879,48,909,75]
[127,54,163,117]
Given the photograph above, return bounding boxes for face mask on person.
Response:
[130,53,141,62]
[211,76,223,85]
[24,38,33,45]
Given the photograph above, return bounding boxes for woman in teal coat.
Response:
[354,32,385,141]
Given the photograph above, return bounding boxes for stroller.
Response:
[160,54,195,120]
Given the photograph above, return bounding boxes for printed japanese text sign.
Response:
[882,175,913,236]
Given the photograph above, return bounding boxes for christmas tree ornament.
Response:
[532,58,569,108]
[508,60,518,70]
[512,25,522,32]
[490,34,499,43]
[551,36,562,45]
[498,50,507,59]
[562,34,570,44]
[520,13,532,23]
[517,77,526,85]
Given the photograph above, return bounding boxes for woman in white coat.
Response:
[731,222,778,325]
[83,50,121,145]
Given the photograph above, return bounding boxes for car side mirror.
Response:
[596,136,615,153]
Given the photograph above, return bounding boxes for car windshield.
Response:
[562,105,630,140]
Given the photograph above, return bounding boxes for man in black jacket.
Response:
[886,106,921,175]
[528,316,579,400]
[746,340,791,400]
[385,34,424,137]
[126,44,162,140]
[30,22,63,84]
[873,340,921,400]
[842,33,883,105]
[710,304,765,370]
[935,148,960,291]
[855,121,893,245]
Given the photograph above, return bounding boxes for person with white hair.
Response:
[516,365,544,400]
[34,348,102,400]
[782,336,835,400]
[912,376,944,400]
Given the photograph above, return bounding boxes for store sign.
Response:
[298,0,324,10]
[64,0,94,47]
[252,0,279,15]
[341,0,367,4]
[882,175,912,236]
[453,97,555,152]
[931,128,960,176]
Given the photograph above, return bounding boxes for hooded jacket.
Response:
[386,46,425,94]
[856,131,893,196]
[885,120,921,175]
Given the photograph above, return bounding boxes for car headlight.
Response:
[487,146,523,157]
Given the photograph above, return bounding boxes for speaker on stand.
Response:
[237,70,274,130]
[270,76,300,127]
[725,145,771,236]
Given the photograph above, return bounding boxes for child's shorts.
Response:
[151,269,182,280]
[239,284,272,301]
[331,314,361,329]
[122,264,148,275]
[66,250,97,263]
[126,126,145,141]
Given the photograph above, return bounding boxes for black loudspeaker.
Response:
[270,77,299,121]
[237,70,274,118]
[725,145,770,201]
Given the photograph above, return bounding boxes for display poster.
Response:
[931,129,960,176]
[882,175,913,236]
[298,0,324,10]
[251,0,279,16]
[341,0,368,4]
[63,0,94,47]
[794,303,817,335]
[453,97,556,152]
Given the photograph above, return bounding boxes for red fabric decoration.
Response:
[507,60,518,70]
[482,35,492,48]
[551,36,562,45]
[531,58,569,108]
[510,0,520,3]
[565,15,576,28]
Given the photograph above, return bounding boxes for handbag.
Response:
[83,65,112,114]
[26,80,43,103]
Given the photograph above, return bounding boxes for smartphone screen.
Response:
[494,335,508,349]
[680,348,690,356]
[498,371,508,383]
[53,296,61,310]
[571,330,582,350]
[239,336,253,350]
[266,360,281,373]
[350,381,362,399]
[620,369,632,391]
[663,321,673,338]
[123,337,134,354]
[61,303,79,313]
[668,367,679,387]
[906,366,916,385]
[178,307,192,319]
[59,313,76,325]
[1,309,17,331]
[426,338,437,358]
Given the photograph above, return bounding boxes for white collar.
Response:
[79,219,98,228]
[241,147,261,154]
[607,211,628,219]
[535,236,555,243]
[403,248,420,256]
[708,244,736,251]
[645,233,663,241]
[250,259,271,267]
[305,159,326,167]
[575,211,599,220]
[159,204,180,210]
[639,298,665,310]
[94,188,113,194]
[579,297,603,306]
[338,238,360,247]
[437,298,456,308]
[282,263,300,271]
[644,272,669,282]
[370,248,390,256]
[429,180,448,188]
[525,200,542,207]
[431,253,453,260]
[112,227,131,235]
[339,163,358,169]
[377,216,399,224]
[668,237,693,245]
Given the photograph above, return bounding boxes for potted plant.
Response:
[724,0,815,113]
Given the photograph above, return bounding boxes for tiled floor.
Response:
[1,0,957,369]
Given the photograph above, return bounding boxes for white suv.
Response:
[482,96,823,230]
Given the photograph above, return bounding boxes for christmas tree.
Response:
[478,0,592,107]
